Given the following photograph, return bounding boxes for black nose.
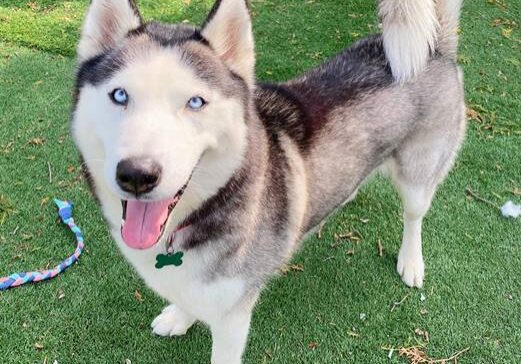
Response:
[116,158,162,196]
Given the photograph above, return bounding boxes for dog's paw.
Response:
[397,248,424,288]
[151,304,196,337]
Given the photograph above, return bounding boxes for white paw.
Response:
[397,248,425,288]
[151,305,196,337]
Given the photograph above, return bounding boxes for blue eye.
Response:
[110,88,128,106]
[187,96,206,110]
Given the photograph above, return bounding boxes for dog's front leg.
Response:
[209,306,253,364]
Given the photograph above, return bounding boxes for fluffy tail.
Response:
[379,0,463,83]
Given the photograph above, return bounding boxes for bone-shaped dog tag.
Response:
[155,251,184,269]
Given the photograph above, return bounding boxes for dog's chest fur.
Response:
[115,229,248,322]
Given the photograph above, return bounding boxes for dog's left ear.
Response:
[202,0,255,87]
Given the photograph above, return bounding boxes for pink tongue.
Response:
[121,199,173,250]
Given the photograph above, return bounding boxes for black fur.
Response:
[264,133,290,236]
[142,22,210,48]
[76,52,125,89]
[255,84,315,153]
[181,166,250,250]
[289,35,393,112]
[255,36,393,153]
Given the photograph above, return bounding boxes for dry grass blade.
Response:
[391,293,410,312]
[0,195,15,225]
[334,230,363,245]
[398,346,470,364]
[47,162,53,183]
[279,263,304,275]
[465,188,500,210]
[510,187,521,196]
[317,220,326,239]
[377,239,384,257]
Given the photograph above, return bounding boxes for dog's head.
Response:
[72,0,254,249]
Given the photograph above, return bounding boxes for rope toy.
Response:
[0,199,84,291]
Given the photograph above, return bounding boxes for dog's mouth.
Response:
[120,185,187,250]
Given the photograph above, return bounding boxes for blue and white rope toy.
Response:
[0,199,84,291]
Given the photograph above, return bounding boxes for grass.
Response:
[0,0,520,363]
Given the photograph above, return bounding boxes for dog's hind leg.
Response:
[391,178,436,288]
[389,111,465,288]
[151,304,197,337]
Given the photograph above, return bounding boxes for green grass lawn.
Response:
[0,0,520,363]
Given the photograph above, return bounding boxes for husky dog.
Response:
[72,0,466,362]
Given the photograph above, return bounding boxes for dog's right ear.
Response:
[201,0,255,88]
[77,0,142,62]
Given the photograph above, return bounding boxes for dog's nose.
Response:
[116,158,162,196]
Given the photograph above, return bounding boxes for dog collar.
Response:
[155,224,188,269]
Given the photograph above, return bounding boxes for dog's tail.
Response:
[379,0,463,83]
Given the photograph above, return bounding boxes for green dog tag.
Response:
[155,251,184,269]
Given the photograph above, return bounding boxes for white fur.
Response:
[78,0,141,62]
[209,304,253,364]
[379,0,439,83]
[436,0,464,59]
[202,0,256,87]
[395,185,430,288]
